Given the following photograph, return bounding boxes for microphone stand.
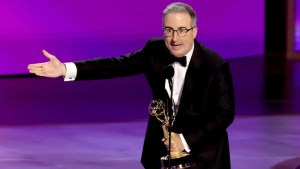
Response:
[162,65,175,169]
[167,77,174,169]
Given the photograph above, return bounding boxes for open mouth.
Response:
[171,43,182,49]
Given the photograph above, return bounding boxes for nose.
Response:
[171,30,179,41]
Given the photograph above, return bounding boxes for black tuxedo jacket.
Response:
[74,38,235,169]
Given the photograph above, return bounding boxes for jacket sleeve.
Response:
[72,38,163,81]
[184,62,235,152]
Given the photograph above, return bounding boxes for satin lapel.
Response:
[176,41,204,117]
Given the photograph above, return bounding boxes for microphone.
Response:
[161,65,174,80]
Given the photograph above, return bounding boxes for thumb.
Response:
[42,50,56,61]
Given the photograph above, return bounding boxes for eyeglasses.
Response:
[163,27,195,37]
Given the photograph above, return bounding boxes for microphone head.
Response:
[161,65,174,79]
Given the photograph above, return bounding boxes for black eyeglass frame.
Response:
[163,27,196,37]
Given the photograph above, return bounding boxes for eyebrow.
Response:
[164,26,188,29]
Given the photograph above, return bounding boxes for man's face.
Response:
[163,12,197,58]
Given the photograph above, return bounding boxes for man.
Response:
[28,2,235,169]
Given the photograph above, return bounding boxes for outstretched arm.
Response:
[28,50,66,78]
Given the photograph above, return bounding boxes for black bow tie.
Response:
[171,56,187,67]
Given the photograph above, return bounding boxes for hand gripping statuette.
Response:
[148,99,195,169]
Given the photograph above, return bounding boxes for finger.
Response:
[163,140,169,146]
[42,50,56,60]
[28,63,45,69]
[33,71,48,77]
[32,69,56,78]
[28,68,43,73]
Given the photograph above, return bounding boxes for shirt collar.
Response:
[185,43,194,67]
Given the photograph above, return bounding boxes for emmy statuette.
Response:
[148,99,195,169]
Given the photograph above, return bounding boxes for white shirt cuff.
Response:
[64,62,77,81]
[179,133,191,153]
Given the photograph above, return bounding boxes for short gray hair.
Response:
[163,2,197,27]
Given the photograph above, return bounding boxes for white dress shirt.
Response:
[64,62,77,81]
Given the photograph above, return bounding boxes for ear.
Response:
[192,27,198,38]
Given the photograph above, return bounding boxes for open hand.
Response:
[28,50,66,78]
